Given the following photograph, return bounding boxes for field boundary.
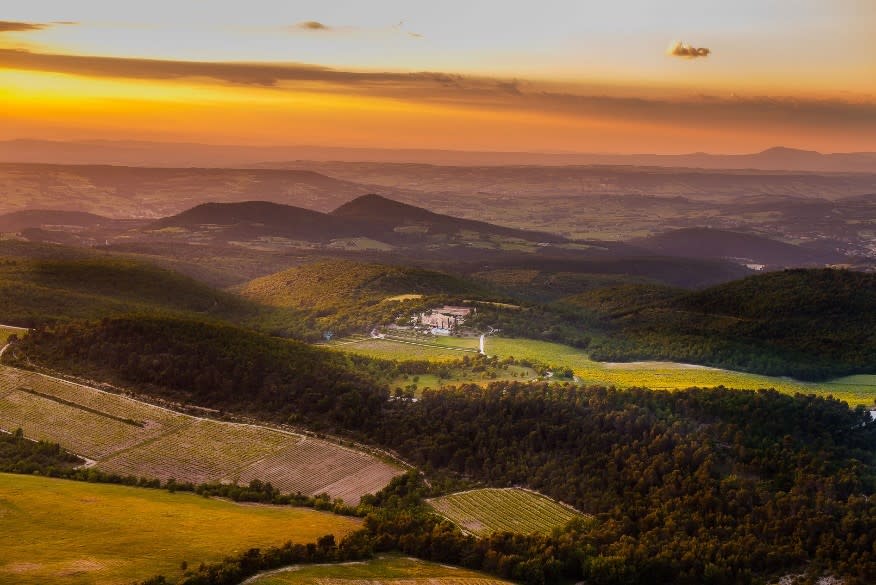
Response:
[0,363,411,500]
[21,362,419,472]
[18,386,145,427]
[427,487,588,538]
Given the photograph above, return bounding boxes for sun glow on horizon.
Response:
[1,1,874,153]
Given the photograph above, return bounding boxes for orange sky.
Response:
[1,2,875,154]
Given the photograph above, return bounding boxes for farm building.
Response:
[418,305,474,332]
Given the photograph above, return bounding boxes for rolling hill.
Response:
[330,193,565,244]
[0,209,110,232]
[633,227,848,267]
[0,254,253,326]
[586,268,876,380]
[238,260,490,337]
[148,200,354,242]
[141,194,567,251]
[7,315,392,431]
[0,162,372,218]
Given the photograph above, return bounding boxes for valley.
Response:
[0,157,874,585]
[5,1,876,580]
[328,334,876,407]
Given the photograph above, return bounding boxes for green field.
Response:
[248,554,510,585]
[326,333,480,362]
[330,334,876,407]
[392,364,538,396]
[0,473,361,585]
[428,488,586,538]
[484,337,876,407]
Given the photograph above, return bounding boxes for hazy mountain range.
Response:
[2,140,875,172]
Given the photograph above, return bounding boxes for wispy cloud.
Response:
[667,40,711,58]
[294,21,331,31]
[0,21,49,33]
[392,19,424,39]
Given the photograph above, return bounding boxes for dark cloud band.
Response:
[0,47,872,135]
[0,21,49,33]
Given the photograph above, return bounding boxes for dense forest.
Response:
[582,269,876,380]
[9,316,876,584]
[8,316,391,430]
[0,428,84,474]
[237,259,493,339]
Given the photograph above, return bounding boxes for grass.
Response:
[383,294,424,302]
[0,473,361,585]
[428,488,586,538]
[248,554,511,585]
[391,365,539,396]
[485,337,876,407]
[329,334,876,408]
[327,337,473,361]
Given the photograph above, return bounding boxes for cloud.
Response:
[0,47,460,87]
[667,41,711,58]
[294,21,331,31]
[0,46,872,136]
[0,21,49,33]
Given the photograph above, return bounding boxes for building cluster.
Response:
[417,305,474,335]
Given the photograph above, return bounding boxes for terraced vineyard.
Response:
[427,488,586,537]
[0,365,402,503]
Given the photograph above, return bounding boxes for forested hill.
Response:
[632,227,847,266]
[581,268,876,380]
[7,316,389,429]
[8,315,876,583]
[0,256,254,326]
[237,260,492,337]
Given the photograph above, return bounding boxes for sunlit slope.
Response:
[238,260,490,337]
[329,334,876,407]
[0,473,361,585]
[0,255,253,325]
[248,555,511,585]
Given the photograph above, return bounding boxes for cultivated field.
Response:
[326,334,479,361]
[330,334,876,407]
[0,365,403,503]
[427,488,586,537]
[248,554,511,585]
[0,473,361,585]
[486,338,876,407]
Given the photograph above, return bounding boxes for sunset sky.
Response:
[2,1,875,154]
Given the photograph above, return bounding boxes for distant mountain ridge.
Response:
[633,227,849,267]
[2,139,874,172]
[0,210,109,232]
[144,194,567,246]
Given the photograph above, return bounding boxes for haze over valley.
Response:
[1,2,875,585]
